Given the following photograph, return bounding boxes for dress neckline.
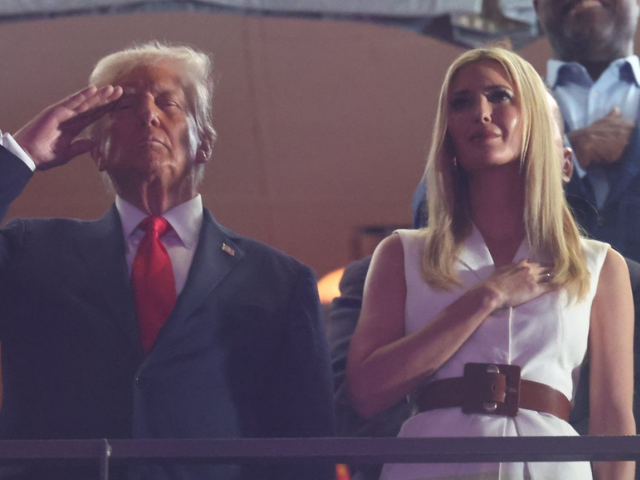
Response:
[457,225,532,282]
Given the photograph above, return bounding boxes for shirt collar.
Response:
[620,55,640,86]
[116,194,203,250]
[546,59,565,88]
[546,55,640,88]
[546,59,590,88]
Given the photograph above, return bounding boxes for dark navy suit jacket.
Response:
[565,124,640,263]
[0,146,335,480]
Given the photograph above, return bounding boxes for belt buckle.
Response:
[461,363,521,417]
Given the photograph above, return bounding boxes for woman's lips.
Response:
[469,130,501,142]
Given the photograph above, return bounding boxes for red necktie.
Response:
[132,216,176,354]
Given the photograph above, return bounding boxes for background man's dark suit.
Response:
[0,146,335,480]
[534,0,640,266]
[565,125,640,264]
[328,255,410,480]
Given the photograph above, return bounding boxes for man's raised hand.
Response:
[567,107,635,171]
[13,85,123,171]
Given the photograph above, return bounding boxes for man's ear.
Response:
[195,134,215,165]
[91,144,107,172]
[195,143,211,165]
[562,147,574,184]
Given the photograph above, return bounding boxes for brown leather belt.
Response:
[414,363,571,422]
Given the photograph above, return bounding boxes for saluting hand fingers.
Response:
[62,85,122,113]
[57,86,123,134]
[74,85,123,114]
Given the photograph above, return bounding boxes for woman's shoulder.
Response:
[394,228,427,245]
[370,229,427,275]
[579,237,610,263]
[578,238,628,286]
[391,228,427,260]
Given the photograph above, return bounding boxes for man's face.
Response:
[535,0,639,59]
[95,63,203,192]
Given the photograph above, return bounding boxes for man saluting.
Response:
[0,42,334,480]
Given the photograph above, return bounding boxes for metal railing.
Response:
[1,436,639,480]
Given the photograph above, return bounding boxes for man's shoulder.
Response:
[209,222,322,313]
[3,215,103,239]
[209,217,315,280]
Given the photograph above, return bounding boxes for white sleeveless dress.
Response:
[380,227,609,480]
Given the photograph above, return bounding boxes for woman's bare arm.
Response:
[590,248,635,480]
[346,233,554,418]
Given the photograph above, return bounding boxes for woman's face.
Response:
[446,60,523,174]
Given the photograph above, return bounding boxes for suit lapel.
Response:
[163,209,245,331]
[75,206,244,361]
[75,205,143,359]
[457,226,494,281]
[603,124,640,208]
[456,225,532,284]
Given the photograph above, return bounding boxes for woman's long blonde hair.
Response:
[421,47,589,300]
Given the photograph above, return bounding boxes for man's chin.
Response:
[108,159,171,180]
[563,20,613,48]
[130,153,171,169]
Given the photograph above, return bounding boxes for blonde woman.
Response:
[346,48,635,480]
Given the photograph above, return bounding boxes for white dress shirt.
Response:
[0,129,202,296]
[546,55,640,208]
[0,131,37,171]
[117,195,203,296]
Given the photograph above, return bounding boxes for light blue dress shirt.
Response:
[546,55,640,208]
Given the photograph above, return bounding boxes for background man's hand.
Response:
[13,85,122,171]
[567,107,634,171]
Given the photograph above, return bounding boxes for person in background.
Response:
[534,0,640,263]
[0,42,335,480]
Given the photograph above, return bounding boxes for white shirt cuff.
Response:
[0,131,37,172]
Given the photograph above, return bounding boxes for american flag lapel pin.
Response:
[222,243,235,257]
